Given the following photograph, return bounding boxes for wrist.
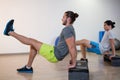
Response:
[112,53,115,56]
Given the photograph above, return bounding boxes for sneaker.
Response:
[17,66,33,73]
[80,58,88,62]
[4,19,14,36]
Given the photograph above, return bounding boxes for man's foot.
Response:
[69,63,76,69]
[80,58,88,62]
[17,66,33,73]
[4,19,14,36]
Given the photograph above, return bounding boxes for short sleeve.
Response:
[109,30,115,39]
[62,28,73,39]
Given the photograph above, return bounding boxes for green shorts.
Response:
[39,43,58,63]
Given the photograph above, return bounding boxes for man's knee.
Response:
[80,39,87,44]
[81,39,88,42]
[76,39,89,46]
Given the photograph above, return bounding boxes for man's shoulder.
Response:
[63,26,74,31]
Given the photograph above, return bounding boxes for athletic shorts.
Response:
[39,43,58,63]
[87,41,102,55]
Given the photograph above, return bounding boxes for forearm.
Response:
[69,47,77,63]
[110,39,116,56]
[111,45,116,56]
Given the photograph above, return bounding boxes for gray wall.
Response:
[0,0,120,54]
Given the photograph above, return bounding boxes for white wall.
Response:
[0,0,120,54]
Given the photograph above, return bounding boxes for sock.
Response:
[26,66,31,69]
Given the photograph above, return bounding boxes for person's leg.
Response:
[76,39,92,59]
[17,46,37,73]
[4,20,43,73]
[27,46,37,67]
[9,32,43,72]
[4,19,42,51]
[80,45,86,59]
[9,31,42,51]
[76,39,91,48]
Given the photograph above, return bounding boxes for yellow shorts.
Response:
[39,43,58,63]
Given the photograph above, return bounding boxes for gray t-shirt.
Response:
[54,25,75,61]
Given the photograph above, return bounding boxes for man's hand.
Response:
[109,54,115,60]
[68,60,76,69]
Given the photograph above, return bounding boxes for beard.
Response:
[62,20,67,25]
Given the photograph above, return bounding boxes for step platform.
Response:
[69,60,89,80]
[104,54,120,66]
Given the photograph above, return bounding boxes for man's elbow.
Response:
[69,46,76,51]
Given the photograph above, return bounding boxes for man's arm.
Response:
[65,36,77,68]
[109,39,116,59]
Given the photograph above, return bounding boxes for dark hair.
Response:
[104,20,115,29]
[65,11,79,24]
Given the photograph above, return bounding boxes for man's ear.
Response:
[67,17,71,23]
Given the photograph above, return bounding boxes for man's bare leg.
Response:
[80,45,86,59]
[8,31,43,73]
[76,39,92,59]
[27,46,37,67]
[4,20,42,73]
[9,31,42,51]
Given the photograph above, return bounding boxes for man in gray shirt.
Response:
[3,11,79,73]
[54,25,76,61]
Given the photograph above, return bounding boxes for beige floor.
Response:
[0,51,120,80]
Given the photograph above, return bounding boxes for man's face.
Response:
[104,23,111,31]
[62,13,68,25]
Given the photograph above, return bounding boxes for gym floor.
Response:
[0,51,120,80]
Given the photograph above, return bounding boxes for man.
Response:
[76,20,116,60]
[3,11,79,73]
